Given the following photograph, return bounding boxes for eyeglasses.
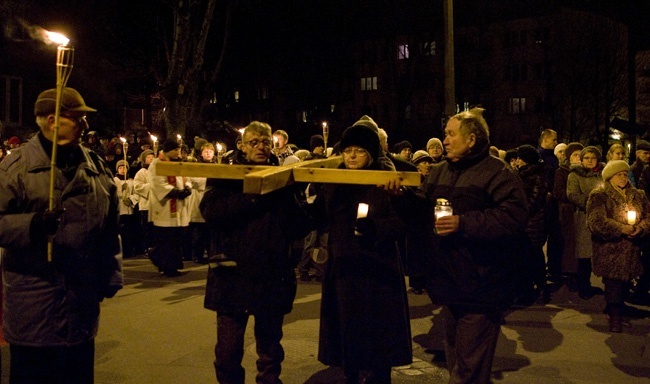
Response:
[342,148,368,157]
[243,139,272,148]
[61,114,87,125]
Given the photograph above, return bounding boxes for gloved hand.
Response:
[167,186,192,200]
[30,209,64,237]
[354,217,375,238]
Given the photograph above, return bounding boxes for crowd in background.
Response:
[3,107,650,383]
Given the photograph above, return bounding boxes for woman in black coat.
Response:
[315,124,412,384]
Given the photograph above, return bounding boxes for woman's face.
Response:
[568,151,582,165]
[610,149,625,161]
[343,146,371,169]
[428,144,442,159]
[610,170,629,188]
[581,152,599,170]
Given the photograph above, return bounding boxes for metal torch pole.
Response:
[47,45,74,262]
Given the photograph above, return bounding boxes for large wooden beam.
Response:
[292,168,421,187]
[154,156,421,194]
[155,162,270,179]
[243,156,343,194]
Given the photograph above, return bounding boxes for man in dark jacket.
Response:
[421,108,528,384]
[0,87,123,383]
[200,121,310,384]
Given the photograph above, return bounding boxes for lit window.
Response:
[508,98,526,114]
[421,41,436,56]
[361,77,378,91]
[398,44,409,60]
[0,76,22,126]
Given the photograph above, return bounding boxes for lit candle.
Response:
[150,135,158,155]
[216,143,224,164]
[357,203,369,219]
[176,134,183,148]
[120,137,128,166]
[627,210,637,225]
[322,121,329,151]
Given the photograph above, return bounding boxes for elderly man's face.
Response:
[243,132,272,164]
[443,119,474,162]
[637,150,650,164]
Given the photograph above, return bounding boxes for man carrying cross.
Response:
[200,121,311,384]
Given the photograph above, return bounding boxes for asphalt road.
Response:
[2,256,650,383]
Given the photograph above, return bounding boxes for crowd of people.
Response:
[2,88,650,384]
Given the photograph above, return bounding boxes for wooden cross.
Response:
[155,156,421,194]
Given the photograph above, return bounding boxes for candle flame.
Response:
[216,143,223,151]
[120,137,126,143]
[150,135,157,142]
[177,134,181,140]
[44,30,69,46]
[322,122,327,128]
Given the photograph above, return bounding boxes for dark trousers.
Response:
[603,277,628,305]
[135,209,153,254]
[297,230,326,277]
[150,226,185,272]
[443,305,501,384]
[190,222,211,261]
[215,312,285,384]
[10,340,94,384]
[118,214,138,258]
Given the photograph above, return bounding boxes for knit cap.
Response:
[601,160,629,181]
[517,144,540,165]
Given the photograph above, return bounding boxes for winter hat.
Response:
[339,125,380,162]
[580,146,602,162]
[8,136,21,146]
[34,87,96,116]
[601,160,630,181]
[412,150,433,165]
[116,159,128,171]
[637,139,650,151]
[139,149,154,163]
[309,134,325,151]
[564,142,584,161]
[554,143,567,156]
[516,144,540,165]
[162,138,180,153]
[393,140,412,154]
[426,138,443,150]
[194,136,208,152]
[352,115,379,133]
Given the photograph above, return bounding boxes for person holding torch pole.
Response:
[0,87,123,383]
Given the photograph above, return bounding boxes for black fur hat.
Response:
[339,125,380,161]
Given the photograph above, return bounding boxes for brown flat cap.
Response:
[34,87,97,116]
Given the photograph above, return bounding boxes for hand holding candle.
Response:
[627,210,637,225]
[354,203,371,237]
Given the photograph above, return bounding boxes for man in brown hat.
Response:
[0,87,123,383]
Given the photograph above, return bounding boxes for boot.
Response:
[608,304,622,333]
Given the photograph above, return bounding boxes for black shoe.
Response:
[163,269,181,277]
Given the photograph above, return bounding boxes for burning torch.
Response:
[47,30,73,262]
[322,121,329,155]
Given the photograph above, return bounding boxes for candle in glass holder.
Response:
[627,210,637,225]
[356,203,369,219]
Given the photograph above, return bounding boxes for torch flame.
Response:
[150,135,157,142]
[44,30,69,46]
[216,143,223,152]
[120,137,126,143]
